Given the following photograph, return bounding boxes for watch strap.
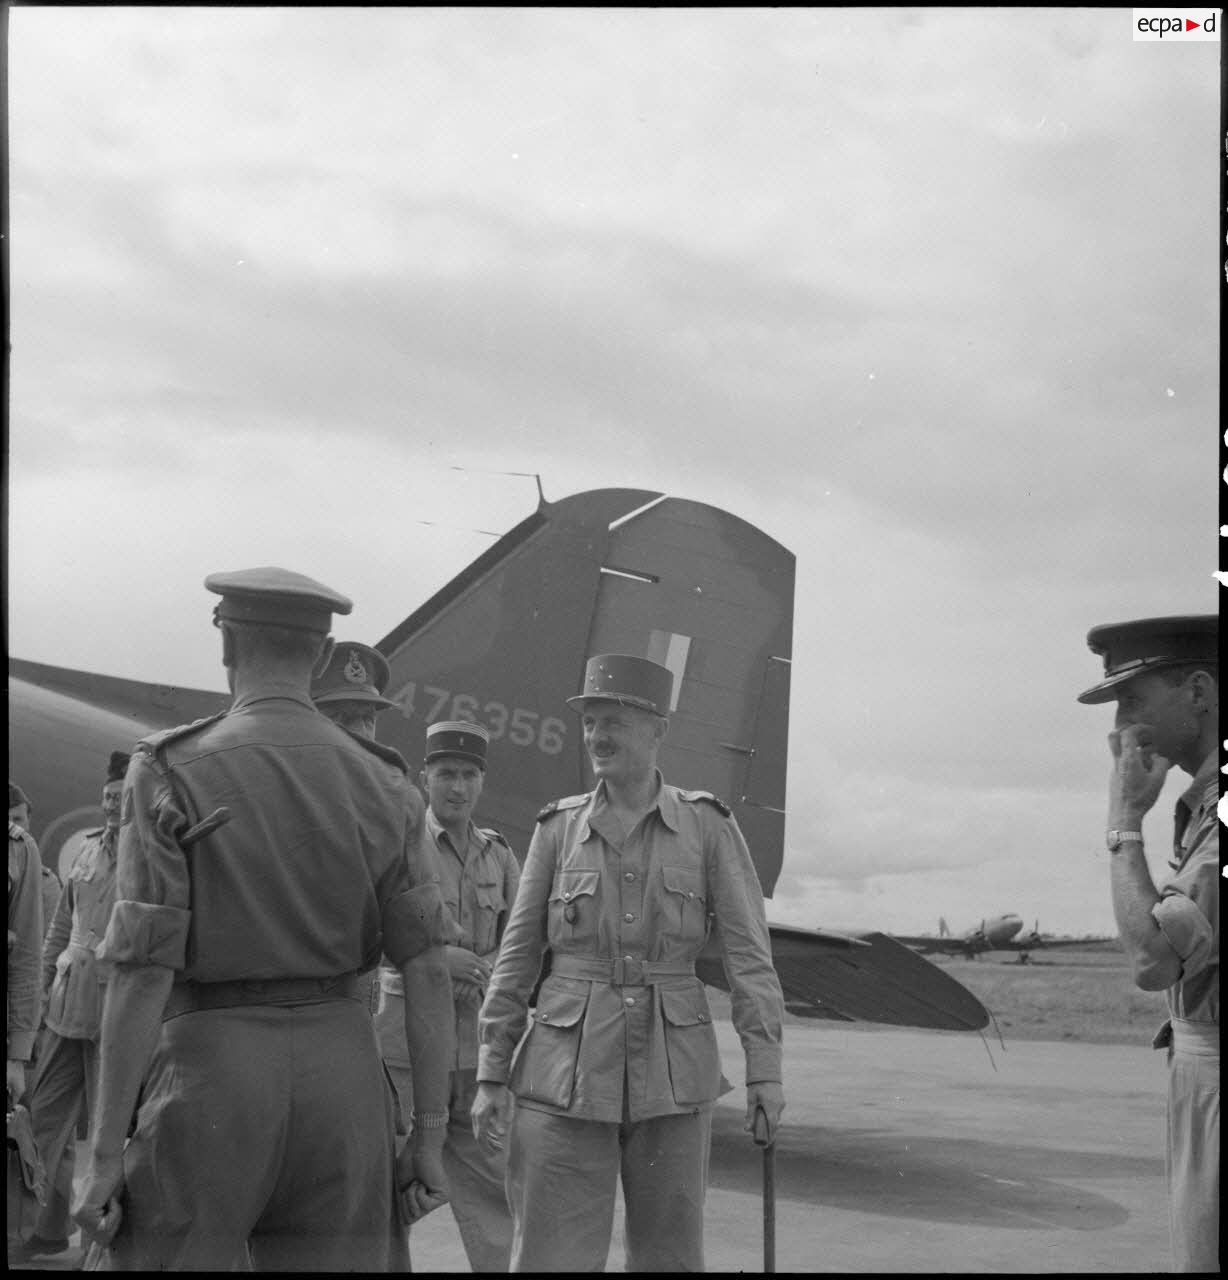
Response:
[1106,829,1144,852]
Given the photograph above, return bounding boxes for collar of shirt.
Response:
[1175,749,1218,820]
[583,770,680,840]
[425,806,490,863]
[228,689,319,714]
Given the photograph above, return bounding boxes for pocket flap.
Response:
[532,982,590,1028]
[660,985,712,1028]
[549,869,600,904]
[662,865,706,903]
[474,883,504,911]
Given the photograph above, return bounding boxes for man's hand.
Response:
[445,945,491,989]
[470,1080,511,1155]
[396,1140,450,1222]
[71,1151,125,1248]
[1108,724,1170,826]
[745,1081,785,1145]
[6,1058,27,1104]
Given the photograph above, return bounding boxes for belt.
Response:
[549,955,696,986]
[162,974,361,1020]
[68,931,100,953]
[1170,1018,1219,1058]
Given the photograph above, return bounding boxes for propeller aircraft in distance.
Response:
[9,487,989,1034]
[893,915,1112,963]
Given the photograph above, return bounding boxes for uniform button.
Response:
[624,913,635,923]
[698,1013,708,1022]
[623,955,634,963]
[624,996,636,1007]
[624,871,636,882]
[539,1012,550,1021]
[562,891,572,901]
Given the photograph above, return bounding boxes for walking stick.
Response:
[752,1104,776,1272]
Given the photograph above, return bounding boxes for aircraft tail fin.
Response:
[375,489,794,895]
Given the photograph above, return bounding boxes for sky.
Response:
[6,8,1220,938]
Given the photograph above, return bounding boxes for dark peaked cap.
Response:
[1077,614,1217,705]
[312,642,396,710]
[205,567,353,633]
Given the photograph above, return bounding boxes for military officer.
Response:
[8,813,44,1104]
[311,639,399,741]
[473,654,785,1271]
[9,781,62,930]
[24,753,129,1256]
[376,721,519,1271]
[71,567,456,1271]
[1078,615,1218,1273]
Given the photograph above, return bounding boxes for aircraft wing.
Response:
[696,925,990,1031]
[887,935,973,956]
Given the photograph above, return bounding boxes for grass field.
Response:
[923,944,1169,1045]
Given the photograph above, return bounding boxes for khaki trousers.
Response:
[28,1030,96,1242]
[1166,1033,1219,1272]
[113,999,405,1272]
[506,1103,712,1272]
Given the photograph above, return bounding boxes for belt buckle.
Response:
[620,956,644,986]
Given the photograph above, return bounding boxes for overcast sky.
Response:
[6,8,1219,938]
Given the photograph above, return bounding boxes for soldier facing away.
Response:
[1078,614,1218,1273]
[71,567,456,1270]
[472,654,785,1271]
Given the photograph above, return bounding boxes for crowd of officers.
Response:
[6,566,785,1273]
[4,571,1218,1274]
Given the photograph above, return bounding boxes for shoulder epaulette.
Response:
[140,711,229,755]
[479,826,511,848]
[536,793,591,824]
[678,789,732,818]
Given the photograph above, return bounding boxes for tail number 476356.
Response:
[390,682,567,756]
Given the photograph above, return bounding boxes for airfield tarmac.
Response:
[14,1001,1174,1273]
[410,1018,1172,1273]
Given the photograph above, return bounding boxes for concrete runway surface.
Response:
[12,1020,1172,1273]
[411,1020,1172,1273]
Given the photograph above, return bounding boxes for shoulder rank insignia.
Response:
[679,789,732,818]
[480,826,510,847]
[536,793,591,824]
[140,711,229,755]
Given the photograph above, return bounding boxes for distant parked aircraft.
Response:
[894,915,1109,962]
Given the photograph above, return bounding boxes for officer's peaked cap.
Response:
[107,751,131,783]
[425,721,490,768]
[566,654,674,716]
[9,780,31,810]
[1077,614,1217,704]
[311,642,396,711]
[205,567,353,633]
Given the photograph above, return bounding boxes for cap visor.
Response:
[313,691,398,710]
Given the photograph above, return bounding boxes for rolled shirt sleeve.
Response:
[1152,844,1218,981]
[96,753,192,971]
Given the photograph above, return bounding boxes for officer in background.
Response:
[8,814,44,1104]
[376,721,519,1272]
[9,782,62,931]
[311,640,405,1015]
[473,655,785,1271]
[24,753,129,1258]
[1078,615,1218,1273]
[71,568,456,1271]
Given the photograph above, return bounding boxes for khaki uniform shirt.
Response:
[1153,752,1218,1031]
[478,773,784,1123]
[97,690,445,979]
[380,810,519,1070]
[7,823,44,1062]
[42,828,119,1040]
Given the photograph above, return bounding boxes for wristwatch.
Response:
[1106,829,1144,852]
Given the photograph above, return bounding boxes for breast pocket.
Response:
[471,882,504,954]
[661,866,710,944]
[547,869,601,944]
[660,985,722,1106]
[509,979,591,1109]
